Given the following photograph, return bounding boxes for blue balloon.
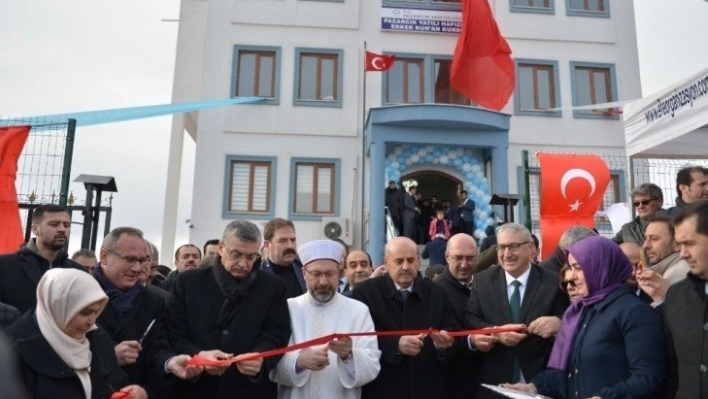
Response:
[397,156,405,164]
[425,154,434,162]
[453,158,463,167]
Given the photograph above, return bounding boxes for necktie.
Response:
[398,289,410,304]
[509,280,521,382]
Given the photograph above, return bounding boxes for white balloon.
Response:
[476,171,485,178]
[411,154,420,163]
[394,147,403,155]
[418,148,427,157]
[387,154,396,161]
[476,189,484,198]
[391,161,399,169]
[448,151,458,159]
[472,164,481,173]
[462,163,472,172]
[479,211,488,220]
[426,145,434,152]
[405,159,413,166]
[433,159,440,164]
[439,155,449,164]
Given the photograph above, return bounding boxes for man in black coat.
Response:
[465,223,569,399]
[0,204,84,314]
[436,233,483,399]
[94,227,197,398]
[421,233,447,268]
[167,220,291,399]
[352,237,459,399]
[260,218,307,299]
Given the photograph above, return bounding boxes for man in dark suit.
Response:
[0,204,85,314]
[341,249,374,295]
[459,190,476,236]
[94,227,197,398]
[352,237,458,399]
[402,186,420,240]
[465,223,568,399]
[167,220,291,399]
[260,218,307,299]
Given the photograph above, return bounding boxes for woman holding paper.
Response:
[6,268,147,399]
[507,236,665,398]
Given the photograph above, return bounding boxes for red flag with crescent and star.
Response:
[538,153,611,259]
[0,126,31,254]
[365,51,395,72]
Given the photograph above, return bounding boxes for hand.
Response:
[235,353,263,376]
[397,334,425,356]
[430,330,454,350]
[119,384,148,399]
[468,334,497,352]
[198,349,233,376]
[370,265,387,278]
[495,325,527,347]
[504,383,537,394]
[115,341,142,366]
[166,354,203,380]
[527,316,561,338]
[637,269,669,302]
[296,345,330,372]
[327,336,353,359]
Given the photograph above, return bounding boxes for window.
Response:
[510,0,554,14]
[514,60,561,117]
[566,0,609,17]
[231,45,281,105]
[294,48,343,107]
[570,62,618,119]
[384,0,461,10]
[383,54,474,106]
[290,159,340,219]
[223,156,276,219]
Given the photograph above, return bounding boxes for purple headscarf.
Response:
[547,235,632,370]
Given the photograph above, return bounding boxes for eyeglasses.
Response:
[450,255,478,264]
[109,250,151,265]
[497,241,529,252]
[633,199,656,207]
[304,269,339,279]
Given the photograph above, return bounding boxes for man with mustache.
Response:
[271,240,381,398]
[341,250,374,295]
[94,227,199,398]
[163,244,202,291]
[0,204,85,314]
[261,218,307,299]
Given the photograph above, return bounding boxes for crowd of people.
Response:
[0,165,706,398]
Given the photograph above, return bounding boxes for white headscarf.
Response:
[36,268,108,399]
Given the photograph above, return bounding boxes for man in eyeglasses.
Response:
[95,227,199,398]
[465,223,569,399]
[271,240,381,399]
[612,183,664,246]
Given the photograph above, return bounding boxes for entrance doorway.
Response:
[401,171,461,206]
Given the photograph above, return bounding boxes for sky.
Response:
[1,0,707,260]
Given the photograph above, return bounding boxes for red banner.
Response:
[0,126,31,254]
[538,153,611,259]
[187,325,526,367]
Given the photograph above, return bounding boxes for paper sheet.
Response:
[481,384,554,399]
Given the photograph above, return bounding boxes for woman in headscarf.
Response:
[7,268,147,399]
[507,235,665,398]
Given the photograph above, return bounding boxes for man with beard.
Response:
[167,220,291,399]
[94,227,199,398]
[271,240,381,398]
[162,244,201,291]
[352,237,459,399]
[261,218,306,299]
[0,204,84,314]
[341,250,374,295]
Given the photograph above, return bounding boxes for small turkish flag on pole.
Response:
[538,153,611,259]
[365,51,395,72]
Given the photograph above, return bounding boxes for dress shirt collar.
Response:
[504,265,531,288]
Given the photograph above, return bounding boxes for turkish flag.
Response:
[0,126,31,254]
[538,153,611,259]
[365,51,395,72]
[450,0,515,111]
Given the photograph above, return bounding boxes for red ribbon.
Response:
[187,326,524,367]
[110,392,130,399]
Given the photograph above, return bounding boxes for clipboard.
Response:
[482,384,554,399]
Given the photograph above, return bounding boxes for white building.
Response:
[162,0,640,264]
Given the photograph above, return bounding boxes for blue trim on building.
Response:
[231,45,282,105]
[293,47,344,108]
[510,0,555,15]
[288,157,341,221]
[565,0,611,18]
[569,61,619,120]
[514,58,562,118]
[222,155,277,220]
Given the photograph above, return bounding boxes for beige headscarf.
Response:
[36,268,108,399]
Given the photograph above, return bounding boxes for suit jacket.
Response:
[0,241,85,314]
[8,312,130,399]
[352,275,461,399]
[464,264,568,399]
[459,198,475,223]
[402,193,417,220]
[166,264,291,399]
[96,284,174,398]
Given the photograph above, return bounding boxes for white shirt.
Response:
[504,265,531,305]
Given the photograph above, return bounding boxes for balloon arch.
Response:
[385,144,496,239]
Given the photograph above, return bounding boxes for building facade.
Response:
[162,0,640,264]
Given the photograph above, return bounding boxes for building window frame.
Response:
[231,45,282,105]
[289,158,341,221]
[514,59,562,117]
[383,0,461,11]
[293,48,344,108]
[565,0,610,18]
[223,155,277,220]
[510,0,554,15]
[569,61,619,120]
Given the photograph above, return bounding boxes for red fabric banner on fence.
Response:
[0,126,31,254]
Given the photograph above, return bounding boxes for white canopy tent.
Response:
[624,67,708,158]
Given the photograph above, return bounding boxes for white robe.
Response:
[271,292,381,399]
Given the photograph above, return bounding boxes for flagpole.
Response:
[361,41,368,249]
